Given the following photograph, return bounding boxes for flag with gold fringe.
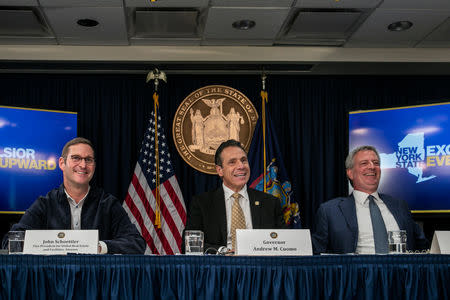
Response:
[248,88,301,228]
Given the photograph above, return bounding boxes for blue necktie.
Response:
[368,195,388,253]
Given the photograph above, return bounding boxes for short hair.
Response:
[214,139,246,167]
[345,145,380,169]
[61,137,95,160]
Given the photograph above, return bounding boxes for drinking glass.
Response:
[185,230,204,255]
[8,231,25,254]
[388,230,407,254]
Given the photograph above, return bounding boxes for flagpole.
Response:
[261,73,268,193]
[146,68,167,228]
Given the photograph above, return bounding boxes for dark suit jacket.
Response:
[184,186,286,251]
[312,193,429,254]
[2,184,146,254]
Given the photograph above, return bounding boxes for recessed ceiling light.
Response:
[77,19,99,27]
[232,20,256,30]
[387,21,413,32]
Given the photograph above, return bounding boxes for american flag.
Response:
[123,111,186,254]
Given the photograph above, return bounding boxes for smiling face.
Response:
[346,150,381,194]
[215,146,250,193]
[59,143,95,190]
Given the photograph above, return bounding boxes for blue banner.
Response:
[0,106,77,212]
[349,102,450,212]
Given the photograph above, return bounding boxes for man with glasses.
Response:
[3,137,145,254]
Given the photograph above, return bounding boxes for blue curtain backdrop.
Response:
[1,73,450,233]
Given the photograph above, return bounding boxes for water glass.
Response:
[8,231,25,254]
[388,230,407,254]
[185,230,204,255]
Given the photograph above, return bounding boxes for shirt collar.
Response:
[223,183,247,200]
[353,189,380,205]
[64,186,90,205]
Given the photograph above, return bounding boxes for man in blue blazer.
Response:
[184,140,285,253]
[312,145,428,254]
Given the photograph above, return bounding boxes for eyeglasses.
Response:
[68,155,95,165]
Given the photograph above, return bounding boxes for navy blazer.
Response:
[184,186,286,251]
[312,193,428,254]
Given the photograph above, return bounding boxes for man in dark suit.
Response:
[312,145,428,254]
[185,139,285,252]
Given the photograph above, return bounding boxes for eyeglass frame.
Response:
[65,155,96,165]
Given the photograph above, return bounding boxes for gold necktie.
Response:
[231,193,246,250]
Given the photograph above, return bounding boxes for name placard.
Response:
[23,230,99,255]
[430,231,450,254]
[236,229,312,256]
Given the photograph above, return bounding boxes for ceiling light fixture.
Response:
[387,21,413,32]
[77,19,99,27]
[232,20,256,30]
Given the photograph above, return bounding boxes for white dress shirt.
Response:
[223,183,253,249]
[354,190,400,254]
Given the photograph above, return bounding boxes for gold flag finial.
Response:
[261,71,267,91]
[146,68,167,92]
[260,71,268,103]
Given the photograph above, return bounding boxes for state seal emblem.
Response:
[173,85,258,174]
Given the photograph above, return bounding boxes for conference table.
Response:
[1,254,449,300]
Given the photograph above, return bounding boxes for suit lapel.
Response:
[58,185,74,229]
[248,189,261,228]
[380,194,404,229]
[338,194,358,235]
[213,187,228,243]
